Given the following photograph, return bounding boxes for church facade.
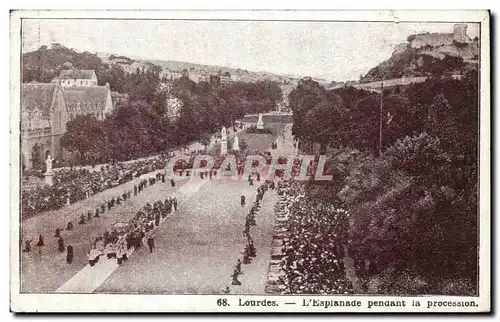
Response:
[21,70,114,170]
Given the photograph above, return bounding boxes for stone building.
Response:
[409,23,472,49]
[198,69,209,83]
[58,69,98,87]
[161,69,182,81]
[220,71,233,86]
[21,70,114,169]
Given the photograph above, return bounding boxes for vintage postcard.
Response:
[10,10,490,312]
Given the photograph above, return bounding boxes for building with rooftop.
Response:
[58,69,98,87]
[21,69,113,169]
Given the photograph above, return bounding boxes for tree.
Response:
[60,115,106,162]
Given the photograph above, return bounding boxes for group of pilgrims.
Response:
[273,180,354,294]
[21,147,278,269]
[86,192,179,266]
[21,154,175,219]
[21,145,279,263]
[22,168,178,266]
[226,179,276,291]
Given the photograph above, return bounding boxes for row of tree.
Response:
[61,74,282,163]
[288,70,478,295]
[23,44,283,165]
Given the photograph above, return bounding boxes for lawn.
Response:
[210,123,286,155]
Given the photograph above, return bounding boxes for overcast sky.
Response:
[22,19,479,81]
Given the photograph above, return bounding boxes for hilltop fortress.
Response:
[392,24,479,61]
[357,24,479,83]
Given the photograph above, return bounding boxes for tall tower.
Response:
[453,24,468,43]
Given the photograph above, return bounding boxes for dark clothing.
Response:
[23,240,32,252]
[36,235,44,247]
[58,238,65,253]
[147,237,155,253]
[66,245,74,264]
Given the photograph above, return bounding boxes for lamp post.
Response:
[379,82,384,156]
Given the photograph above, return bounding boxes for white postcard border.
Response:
[9,9,491,313]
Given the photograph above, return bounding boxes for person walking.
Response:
[36,234,44,247]
[66,245,74,264]
[57,237,65,253]
[23,239,33,253]
[147,235,155,253]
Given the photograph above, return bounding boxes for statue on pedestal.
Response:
[233,135,240,151]
[45,154,53,174]
[221,126,227,141]
[256,113,264,130]
[220,126,228,156]
[44,155,54,186]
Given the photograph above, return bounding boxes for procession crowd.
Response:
[20,126,249,220]
[21,155,173,219]
[86,184,179,266]
[229,178,276,290]
[23,170,178,266]
[275,180,353,294]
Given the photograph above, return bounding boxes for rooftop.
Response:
[59,69,96,80]
[62,86,109,110]
[21,83,57,118]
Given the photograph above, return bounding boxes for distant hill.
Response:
[23,44,299,86]
[138,58,297,84]
[22,43,108,84]
[360,25,479,83]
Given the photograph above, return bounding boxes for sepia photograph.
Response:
[9,10,490,312]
